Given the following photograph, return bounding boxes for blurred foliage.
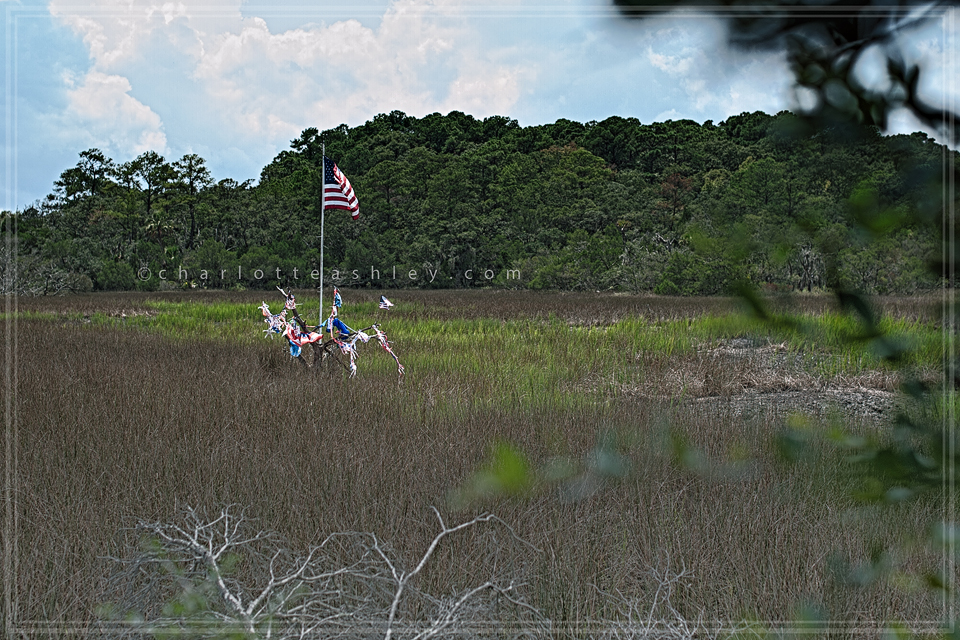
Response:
[614,0,959,144]
[449,431,633,510]
[608,2,960,634]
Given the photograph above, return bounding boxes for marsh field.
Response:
[3,289,952,637]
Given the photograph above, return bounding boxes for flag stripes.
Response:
[323,156,359,219]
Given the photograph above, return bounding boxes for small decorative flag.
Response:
[328,317,353,336]
[337,340,359,378]
[277,287,297,310]
[379,295,394,310]
[260,302,287,336]
[372,324,404,379]
[283,320,324,357]
[333,287,342,308]
[323,157,359,219]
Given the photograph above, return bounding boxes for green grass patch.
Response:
[10,293,946,401]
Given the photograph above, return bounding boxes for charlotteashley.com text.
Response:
[136,265,521,284]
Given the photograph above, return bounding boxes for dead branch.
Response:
[592,552,731,640]
[101,505,546,639]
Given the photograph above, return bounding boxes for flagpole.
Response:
[319,143,325,328]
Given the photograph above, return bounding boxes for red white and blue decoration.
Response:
[259,289,403,380]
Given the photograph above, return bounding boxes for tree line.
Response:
[3,109,950,295]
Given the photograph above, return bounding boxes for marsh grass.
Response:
[4,290,947,636]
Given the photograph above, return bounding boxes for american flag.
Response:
[379,295,394,310]
[323,157,359,219]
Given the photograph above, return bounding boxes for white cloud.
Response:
[647,49,694,76]
[441,66,521,116]
[151,2,188,26]
[186,0,527,132]
[64,70,167,155]
[49,0,529,145]
[641,23,791,120]
[49,0,214,69]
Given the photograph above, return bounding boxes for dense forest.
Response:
[2,109,951,295]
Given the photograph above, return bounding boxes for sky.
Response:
[2,0,957,211]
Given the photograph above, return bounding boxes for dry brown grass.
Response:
[2,291,947,637]
[621,339,905,401]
